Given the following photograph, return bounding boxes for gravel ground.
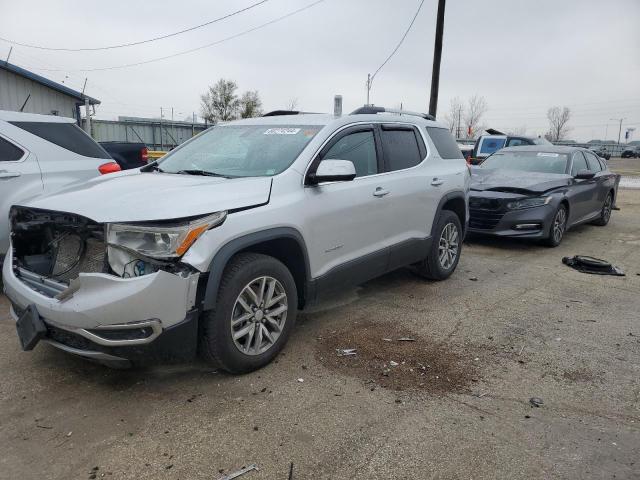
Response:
[1,190,639,480]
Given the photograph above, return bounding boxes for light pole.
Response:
[610,118,625,145]
[428,0,446,118]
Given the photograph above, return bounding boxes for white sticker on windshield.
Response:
[263,128,300,135]
[537,152,559,157]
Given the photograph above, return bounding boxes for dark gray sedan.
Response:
[468,146,617,246]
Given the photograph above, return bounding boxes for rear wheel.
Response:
[592,192,612,226]
[413,210,462,280]
[199,253,297,373]
[544,204,567,247]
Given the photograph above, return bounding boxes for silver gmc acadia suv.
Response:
[3,106,470,373]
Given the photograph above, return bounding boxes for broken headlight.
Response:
[506,197,552,210]
[106,211,226,260]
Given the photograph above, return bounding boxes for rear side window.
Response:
[380,127,423,171]
[507,138,528,147]
[0,136,25,161]
[10,122,111,159]
[478,137,506,155]
[427,127,463,159]
[584,151,603,171]
[571,152,589,176]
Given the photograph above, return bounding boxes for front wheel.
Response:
[199,253,297,373]
[592,192,613,226]
[412,210,462,280]
[544,204,567,247]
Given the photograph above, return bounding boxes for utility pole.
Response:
[366,73,371,106]
[160,107,164,151]
[610,118,625,145]
[84,97,91,136]
[456,105,462,139]
[428,0,446,118]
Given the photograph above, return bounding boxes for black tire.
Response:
[199,252,297,374]
[544,204,568,247]
[592,192,613,226]
[412,210,462,281]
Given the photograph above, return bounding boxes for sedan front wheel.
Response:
[544,204,567,247]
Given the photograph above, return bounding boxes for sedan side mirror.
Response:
[307,159,356,185]
[574,169,595,180]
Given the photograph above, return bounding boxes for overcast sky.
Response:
[1,0,639,141]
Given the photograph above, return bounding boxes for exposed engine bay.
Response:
[9,207,193,295]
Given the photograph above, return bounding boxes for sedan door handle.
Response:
[431,178,444,186]
[0,171,21,179]
[373,187,390,197]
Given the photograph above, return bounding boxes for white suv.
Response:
[0,110,120,265]
[3,107,470,372]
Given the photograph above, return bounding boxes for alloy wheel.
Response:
[438,222,459,270]
[553,208,567,243]
[230,276,288,356]
[602,194,612,223]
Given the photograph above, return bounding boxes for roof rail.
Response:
[350,106,435,121]
[262,110,301,117]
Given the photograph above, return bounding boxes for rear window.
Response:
[10,122,111,159]
[479,137,506,155]
[0,136,25,161]
[426,127,463,159]
[380,127,423,171]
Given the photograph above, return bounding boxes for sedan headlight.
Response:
[506,197,552,210]
[106,211,226,260]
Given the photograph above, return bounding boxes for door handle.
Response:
[0,171,21,179]
[373,187,390,197]
[431,178,444,186]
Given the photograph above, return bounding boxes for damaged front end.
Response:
[4,206,219,365]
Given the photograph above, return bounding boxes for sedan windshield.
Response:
[481,151,569,174]
[158,125,322,177]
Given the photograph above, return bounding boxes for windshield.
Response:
[158,125,322,177]
[481,151,569,174]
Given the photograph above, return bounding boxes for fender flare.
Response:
[201,227,311,311]
[431,190,468,237]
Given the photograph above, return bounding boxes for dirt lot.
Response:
[1,190,639,480]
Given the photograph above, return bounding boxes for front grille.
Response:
[469,209,505,230]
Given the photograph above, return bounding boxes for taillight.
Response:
[141,147,149,163]
[98,162,121,175]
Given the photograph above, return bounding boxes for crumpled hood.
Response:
[18,170,272,223]
[471,169,571,194]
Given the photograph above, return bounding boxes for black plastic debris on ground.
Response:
[562,256,625,276]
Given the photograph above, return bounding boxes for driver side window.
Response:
[322,130,378,178]
[571,152,588,176]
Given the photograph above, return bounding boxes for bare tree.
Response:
[238,90,263,118]
[200,79,239,124]
[286,98,299,111]
[443,97,464,135]
[463,95,488,139]
[507,125,528,136]
[546,106,572,142]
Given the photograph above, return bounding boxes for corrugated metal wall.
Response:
[0,69,79,118]
[85,118,209,150]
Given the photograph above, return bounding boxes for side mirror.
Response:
[307,159,356,185]
[574,169,595,180]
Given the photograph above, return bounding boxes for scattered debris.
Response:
[288,462,294,480]
[296,378,304,383]
[217,464,258,480]
[336,348,357,357]
[518,345,525,356]
[397,337,416,342]
[66,431,73,437]
[529,397,544,408]
[469,277,478,281]
[382,338,393,342]
[562,256,625,276]
[389,361,399,367]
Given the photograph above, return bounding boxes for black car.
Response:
[469,130,551,165]
[621,146,640,158]
[468,146,617,246]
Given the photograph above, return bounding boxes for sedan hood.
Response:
[19,171,272,223]
[471,169,571,194]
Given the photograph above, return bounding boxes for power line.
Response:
[24,0,325,72]
[0,0,270,51]
[370,0,426,84]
